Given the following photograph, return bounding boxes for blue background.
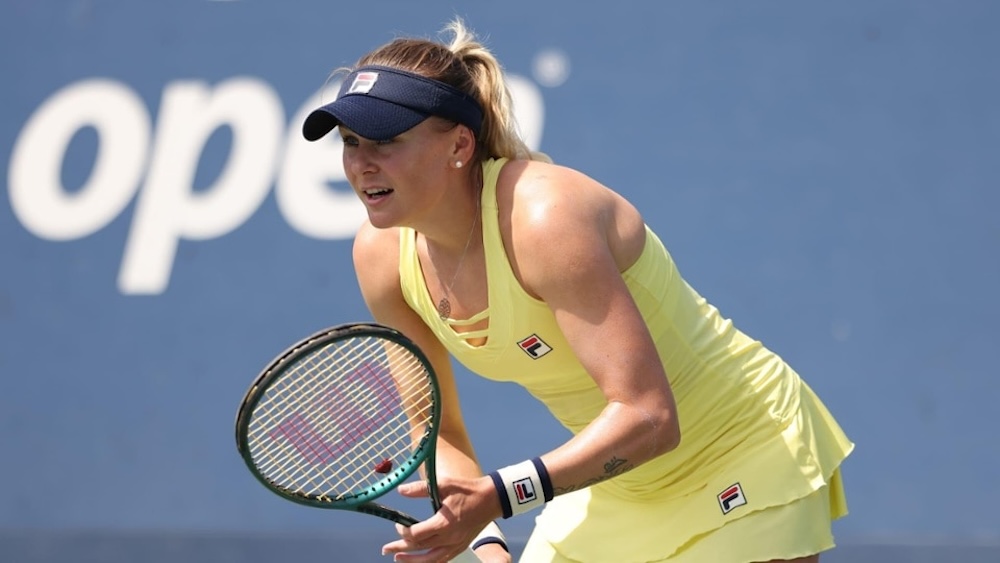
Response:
[2,1,998,561]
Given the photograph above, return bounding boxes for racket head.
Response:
[235,323,442,511]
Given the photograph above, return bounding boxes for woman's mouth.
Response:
[362,187,394,201]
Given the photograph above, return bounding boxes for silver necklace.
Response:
[437,197,480,321]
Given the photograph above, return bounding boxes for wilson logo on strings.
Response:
[267,361,399,465]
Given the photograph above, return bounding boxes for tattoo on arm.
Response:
[553,456,635,496]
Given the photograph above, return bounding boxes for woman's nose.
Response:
[345,145,378,176]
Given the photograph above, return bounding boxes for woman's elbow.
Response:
[656,414,682,456]
[641,405,681,458]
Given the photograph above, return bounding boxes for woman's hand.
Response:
[381,475,503,562]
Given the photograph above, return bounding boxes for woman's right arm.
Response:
[352,221,481,478]
[352,222,508,562]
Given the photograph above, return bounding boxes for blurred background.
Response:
[2,1,998,561]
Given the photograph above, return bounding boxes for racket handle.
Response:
[356,503,420,526]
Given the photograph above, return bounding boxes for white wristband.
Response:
[470,521,508,552]
[488,458,554,518]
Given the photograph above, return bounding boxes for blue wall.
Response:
[2,1,999,560]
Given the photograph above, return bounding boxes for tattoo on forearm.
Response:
[553,456,634,495]
[604,456,627,474]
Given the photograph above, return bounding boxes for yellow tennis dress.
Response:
[398,158,854,562]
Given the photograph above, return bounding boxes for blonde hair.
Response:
[352,18,551,163]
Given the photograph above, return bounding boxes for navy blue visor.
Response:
[302,65,483,142]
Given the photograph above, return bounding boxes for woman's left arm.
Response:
[510,163,682,495]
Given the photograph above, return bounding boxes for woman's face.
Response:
[340,118,459,229]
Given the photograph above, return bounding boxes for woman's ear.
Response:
[451,124,477,163]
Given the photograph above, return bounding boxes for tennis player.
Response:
[301,18,854,563]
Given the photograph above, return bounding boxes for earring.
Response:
[455,160,463,168]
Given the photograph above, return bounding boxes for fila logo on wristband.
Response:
[513,477,537,504]
[489,458,554,519]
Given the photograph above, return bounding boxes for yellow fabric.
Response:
[399,158,855,562]
[521,470,846,562]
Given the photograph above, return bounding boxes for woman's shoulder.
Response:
[497,159,622,223]
[495,159,647,272]
[353,221,402,275]
[354,219,400,249]
[352,221,409,312]
[497,158,587,190]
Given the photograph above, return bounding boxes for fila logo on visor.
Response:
[718,483,748,515]
[518,334,552,359]
[348,72,379,94]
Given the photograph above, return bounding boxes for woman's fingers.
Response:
[397,480,431,498]
[382,517,472,562]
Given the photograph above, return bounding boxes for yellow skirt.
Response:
[520,382,854,563]
[521,471,846,562]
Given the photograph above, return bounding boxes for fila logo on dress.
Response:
[518,334,552,359]
[718,483,748,515]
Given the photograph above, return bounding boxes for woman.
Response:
[301,18,854,563]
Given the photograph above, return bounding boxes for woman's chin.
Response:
[365,211,397,230]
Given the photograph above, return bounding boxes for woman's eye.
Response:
[341,136,358,147]
[375,138,395,146]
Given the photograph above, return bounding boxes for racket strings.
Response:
[247,336,436,498]
[255,337,388,430]
[253,356,429,495]
[252,340,429,483]
[253,337,412,443]
[264,344,432,493]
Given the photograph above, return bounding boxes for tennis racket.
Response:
[235,323,477,561]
